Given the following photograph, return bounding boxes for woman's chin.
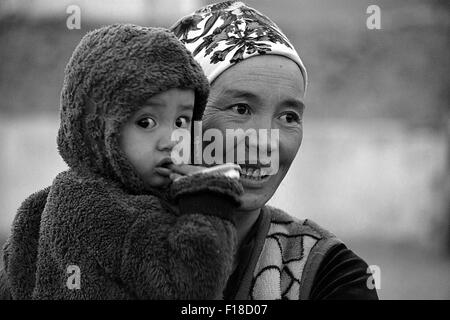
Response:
[238,171,284,211]
[238,191,273,212]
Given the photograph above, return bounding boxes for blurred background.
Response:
[0,0,448,299]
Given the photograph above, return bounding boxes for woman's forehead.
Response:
[210,55,305,102]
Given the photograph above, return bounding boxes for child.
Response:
[0,24,243,299]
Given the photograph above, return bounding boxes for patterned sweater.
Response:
[229,206,378,300]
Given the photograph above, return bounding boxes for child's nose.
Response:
[156,132,178,152]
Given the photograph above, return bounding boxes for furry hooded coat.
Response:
[0,25,243,300]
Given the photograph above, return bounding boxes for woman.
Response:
[170,1,379,300]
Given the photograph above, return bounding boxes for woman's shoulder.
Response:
[245,205,345,299]
[262,205,344,277]
[264,205,340,242]
[263,205,378,300]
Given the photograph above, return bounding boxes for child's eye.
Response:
[279,112,301,124]
[136,117,157,129]
[229,103,251,115]
[175,116,190,129]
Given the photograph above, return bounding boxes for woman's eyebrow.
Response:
[221,89,260,102]
[179,104,194,111]
[281,98,305,113]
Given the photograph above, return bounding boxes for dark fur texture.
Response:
[0,25,243,299]
[57,24,210,195]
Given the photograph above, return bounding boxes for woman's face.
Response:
[202,55,305,212]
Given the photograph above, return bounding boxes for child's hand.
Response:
[168,164,205,181]
[169,163,241,181]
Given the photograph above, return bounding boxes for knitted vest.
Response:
[234,206,342,300]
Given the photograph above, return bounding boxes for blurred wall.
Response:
[1,0,202,24]
[269,119,447,250]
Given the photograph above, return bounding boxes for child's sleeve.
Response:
[170,172,243,225]
[0,267,12,300]
[119,173,243,299]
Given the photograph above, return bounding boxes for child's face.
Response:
[119,88,195,188]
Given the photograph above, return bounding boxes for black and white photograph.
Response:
[0,0,448,304]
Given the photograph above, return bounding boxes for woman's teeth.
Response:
[240,167,269,180]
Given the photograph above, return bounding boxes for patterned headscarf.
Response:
[171,1,308,92]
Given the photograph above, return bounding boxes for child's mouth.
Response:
[154,157,173,177]
[154,167,171,177]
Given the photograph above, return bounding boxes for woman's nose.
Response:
[245,129,279,155]
[244,120,279,156]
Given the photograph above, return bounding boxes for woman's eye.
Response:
[136,117,157,129]
[279,112,301,124]
[230,103,251,115]
[175,116,190,128]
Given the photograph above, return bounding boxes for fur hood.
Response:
[57,24,209,194]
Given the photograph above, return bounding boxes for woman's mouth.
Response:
[238,165,272,187]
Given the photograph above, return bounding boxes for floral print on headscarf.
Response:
[171,1,307,91]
